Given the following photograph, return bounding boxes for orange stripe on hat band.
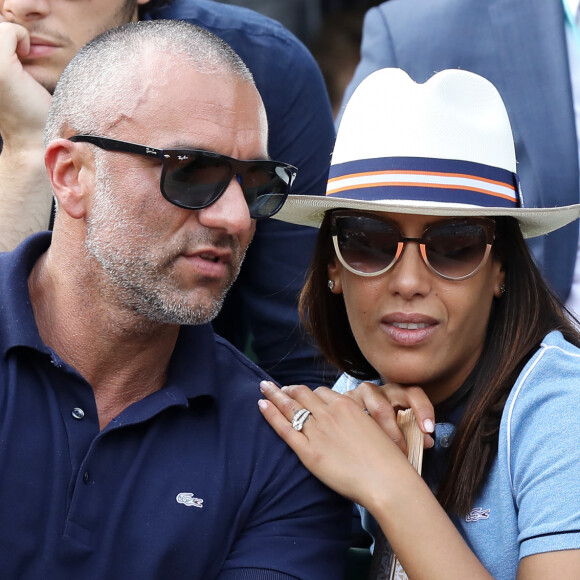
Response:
[327,169,515,193]
[326,180,517,202]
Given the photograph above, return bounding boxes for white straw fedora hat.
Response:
[274,68,580,238]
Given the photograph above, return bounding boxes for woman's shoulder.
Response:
[514,330,580,387]
[495,330,580,565]
[538,329,580,355]
[503,330,580,427]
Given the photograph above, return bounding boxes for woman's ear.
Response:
[327,258,343,294]
[45,139,93,220]
[493,261,506,298]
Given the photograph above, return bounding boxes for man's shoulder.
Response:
[174,325,272,399]
[0,232,49,291]
[213,333,271,382]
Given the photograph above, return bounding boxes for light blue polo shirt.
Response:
[336,331,580,578]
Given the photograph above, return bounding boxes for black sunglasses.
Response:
[69,135,297,219]
[330,211,495,281]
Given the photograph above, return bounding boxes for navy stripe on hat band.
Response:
[327,156,520,208]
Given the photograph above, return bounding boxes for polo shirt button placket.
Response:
[72,408,85,420]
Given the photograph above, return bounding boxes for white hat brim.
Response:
[273,195,580,239]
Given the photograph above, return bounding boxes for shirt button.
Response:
[83,471,90,484]
[440,436,451,448]
[72,408,85,420]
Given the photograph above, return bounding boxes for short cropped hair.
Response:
[45,20,254,144]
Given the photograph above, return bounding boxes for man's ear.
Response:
[45,139,92,220]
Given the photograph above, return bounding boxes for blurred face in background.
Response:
[0,0,146,92]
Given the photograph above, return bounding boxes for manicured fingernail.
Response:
[260,380,274,392]
[423,419,435,433]
[258,399,268,409]
[280,386,289,392]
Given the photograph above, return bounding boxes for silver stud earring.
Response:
[327,280,335,291]
[500,284,506,296]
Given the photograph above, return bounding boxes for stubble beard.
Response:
[84,160,245,326]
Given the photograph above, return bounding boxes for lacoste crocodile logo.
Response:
[465,507,490,522]
[176,492,204,508]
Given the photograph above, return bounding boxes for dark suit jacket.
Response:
[341,0,579,300]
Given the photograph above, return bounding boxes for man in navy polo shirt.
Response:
[0,20,350,578]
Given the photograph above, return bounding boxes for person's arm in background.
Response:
[0,23,53,251]
[151,1,338,387]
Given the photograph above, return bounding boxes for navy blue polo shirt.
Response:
[0,233,350,579]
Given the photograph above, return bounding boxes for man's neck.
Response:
[28,247,180,430]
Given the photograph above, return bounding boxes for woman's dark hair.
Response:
[299,213,380,379]
[300,212,580,515]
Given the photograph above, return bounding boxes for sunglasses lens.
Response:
[335,215,400,274]
[162,153,292,219]
[163,155,231,209]
[333,213,493,280]
[240,164,291,219]
[424,221,489,279]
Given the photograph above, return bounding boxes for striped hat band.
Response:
[327,157,520,208]
[273,69,580,238]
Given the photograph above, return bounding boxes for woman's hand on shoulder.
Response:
[343,381,435,453]
[258,380,430,506]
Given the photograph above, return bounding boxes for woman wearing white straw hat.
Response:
[258,68,580,578]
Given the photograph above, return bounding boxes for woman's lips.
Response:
[381,314,439,345]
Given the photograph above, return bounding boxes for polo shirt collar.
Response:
[165,324,217,400]
[0,231,216,401]
[0,232,52,356]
